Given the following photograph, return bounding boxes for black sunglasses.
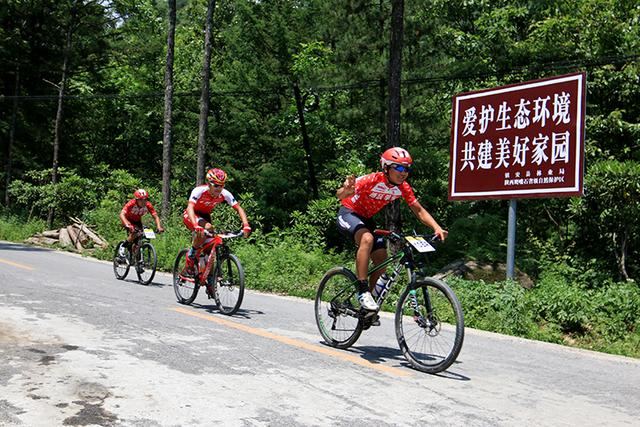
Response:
[210,183,224,188]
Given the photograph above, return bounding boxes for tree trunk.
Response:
[5,64,19,207]
[613,231,631,281]
[378,0,387,149]
[387,0,403,148]
[161,0,176,220]
[292,81,318,199]
[385,0,404,248]
[196,0,217,185]
[47,2,76,229]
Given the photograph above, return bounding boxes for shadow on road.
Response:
[117,276,168,288]
[146,279,168,288]
[348,344,406,364]
[320,342,470,380]
[0,242,52,252]
[190,301,265,319]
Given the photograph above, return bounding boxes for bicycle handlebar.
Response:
[203,229,244,239]
[373,229,441,245]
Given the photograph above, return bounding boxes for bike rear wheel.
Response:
[173,249,199,304]
[113,241,130,280]
[136,242,157,285]
[315,267,363,349]
[395,277,464,374]
[213,253,245,315]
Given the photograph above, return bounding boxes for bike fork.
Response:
[408,289,428,328]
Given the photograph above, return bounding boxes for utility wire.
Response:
[1,53,638,102]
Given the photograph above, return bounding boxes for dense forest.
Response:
[1,0,639,355]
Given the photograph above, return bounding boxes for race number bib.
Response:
[143,228,156,239]
[405,236,435,253]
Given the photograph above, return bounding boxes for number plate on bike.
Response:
[406,236,435,253]
[143,228,156,239]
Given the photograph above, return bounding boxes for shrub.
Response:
[234,234,348,299]
[531,267,595,334]
[449,278,538,336]
[0,211,46,241]
[9,168,96,224]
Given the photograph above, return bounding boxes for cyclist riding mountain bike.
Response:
[119,189,164,256]
[183,168,251,274]
[336,147,448,312]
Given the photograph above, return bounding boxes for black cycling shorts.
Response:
[336,206,386,251]
[125,220,143,230]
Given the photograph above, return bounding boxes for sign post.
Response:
[507,199,517,278]
[448,72,586,278]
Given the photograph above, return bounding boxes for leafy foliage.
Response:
[570,160,640,280]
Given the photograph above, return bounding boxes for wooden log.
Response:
[42,229,60,239]
[74,235,84,251]
[70,217,108,247]
[68,225,84,250]
[59,228,72,247]
[26,236,58,246]
[40,236,59,246]
[67,225,78,245]
[82,226,107,247]
[74,224,90,246]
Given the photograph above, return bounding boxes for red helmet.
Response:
[380,147,413,169]
[206,168,227,186]
[133,189,148,199]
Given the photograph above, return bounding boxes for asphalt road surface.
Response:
[1,240,639,426]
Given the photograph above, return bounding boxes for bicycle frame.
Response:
[132,235,155,265]
[189,230,242,286]
[337,235,432,314]
[192,236,221,285]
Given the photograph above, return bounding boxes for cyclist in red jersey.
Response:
[336,147,448,312]
[119,189,164,256]
[183,168,251,273]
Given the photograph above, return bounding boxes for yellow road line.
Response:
[0,258,35,271]
[170,306,411,378]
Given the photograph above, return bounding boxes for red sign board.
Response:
[448,72,586,200]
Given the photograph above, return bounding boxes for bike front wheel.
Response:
[113,241,130,280]
[395,277,464,374]
[213,253,245,315]
[173,249,199,305]
[136,242,157,285]
[315,267,363,349]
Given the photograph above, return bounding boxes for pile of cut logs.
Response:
[25,217,108,251]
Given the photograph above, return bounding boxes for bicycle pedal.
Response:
[362,314,381,331]
[371,315,381,327]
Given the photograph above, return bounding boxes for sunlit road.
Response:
[1,241,639,426]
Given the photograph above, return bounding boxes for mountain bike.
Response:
[113,228,158,285]
[172,229,245,315]
[315,230,464,374]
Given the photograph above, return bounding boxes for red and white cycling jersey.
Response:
[186,185,238,215]
[121,199,157,223]
[341,172,418,218]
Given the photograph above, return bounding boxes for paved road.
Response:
[1,241,639,426]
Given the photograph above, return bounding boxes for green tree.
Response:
[571,160,640,281]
